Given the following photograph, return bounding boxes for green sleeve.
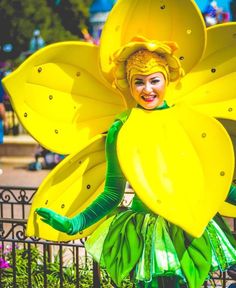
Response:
[69,120,126,234]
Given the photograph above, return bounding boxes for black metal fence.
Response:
[0,186,102,288]
[0,186,235,287]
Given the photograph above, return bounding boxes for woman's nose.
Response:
[143,82,152,93]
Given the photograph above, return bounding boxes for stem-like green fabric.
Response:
[69,120,126,234]
[36,120,126,235]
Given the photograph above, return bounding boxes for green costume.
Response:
[37,103,236,288]
[3,0,236,286]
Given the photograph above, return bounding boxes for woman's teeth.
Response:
[142,95,156,102]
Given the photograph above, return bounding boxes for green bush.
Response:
[0,244,133,287]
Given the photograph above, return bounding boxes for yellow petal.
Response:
[117,106,234,237]
[3,42,126,154]
[169,23,236,114]
[100,0,206,82]
[26,134,106,241]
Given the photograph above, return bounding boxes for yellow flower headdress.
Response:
[112,36,184,93]
[125,49,169,84]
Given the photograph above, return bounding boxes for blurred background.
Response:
[0,0,235,184]
[0,0,235,69]
[0,0,116,147]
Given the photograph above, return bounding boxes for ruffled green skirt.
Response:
[85,206,236,288]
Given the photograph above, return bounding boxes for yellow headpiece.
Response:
[112,36,184,93]
[126,49,169,84]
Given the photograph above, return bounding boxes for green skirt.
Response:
[85,209,236,288]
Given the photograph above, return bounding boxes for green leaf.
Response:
[103,211,145,286]
[170,225,211,288]
[213,213,236,247]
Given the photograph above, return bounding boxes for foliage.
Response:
[0,0,93,60]
[48,0,93,38]
[0,244,133,287]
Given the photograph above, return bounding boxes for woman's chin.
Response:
[141,100,159,110]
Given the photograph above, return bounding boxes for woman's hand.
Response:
[36,208,72,234]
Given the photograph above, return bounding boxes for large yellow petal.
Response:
[26,134,106,241]
[168,23,236,116]
[3,42,126,154]
[117,106,234,237]
[100,0,206,83]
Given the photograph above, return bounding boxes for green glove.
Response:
[36,207,74,234]
[36,120,126,235]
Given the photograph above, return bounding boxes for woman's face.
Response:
[130,72,166,110]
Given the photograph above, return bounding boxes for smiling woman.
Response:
[130,72,166,110]
[3,0,236,287]
[125,48,168,110]
[33,37,236,288]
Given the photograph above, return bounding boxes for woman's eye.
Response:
[151,79,160,84]
[134,81,144,86]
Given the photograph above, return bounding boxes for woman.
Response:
[36,39,236,288]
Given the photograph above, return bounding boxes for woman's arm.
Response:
[36,120,126,235]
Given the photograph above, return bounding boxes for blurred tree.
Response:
[48,0,93,37]
[0,0,92,60]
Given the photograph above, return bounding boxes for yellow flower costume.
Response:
[3,0,236,287]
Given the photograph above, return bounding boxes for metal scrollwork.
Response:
[18,189,28,203]
[15,226,27,241]
[29,235,41,242]
[0,187,37,205]
[0,223,27,240]
[0,189,13,203]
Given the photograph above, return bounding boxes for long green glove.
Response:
[36,207,72,233]
[36,120,126,235]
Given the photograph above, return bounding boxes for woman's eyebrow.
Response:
[150,76,160,80]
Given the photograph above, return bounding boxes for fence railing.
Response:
[0,186,235,287]
[0,186,104,288]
